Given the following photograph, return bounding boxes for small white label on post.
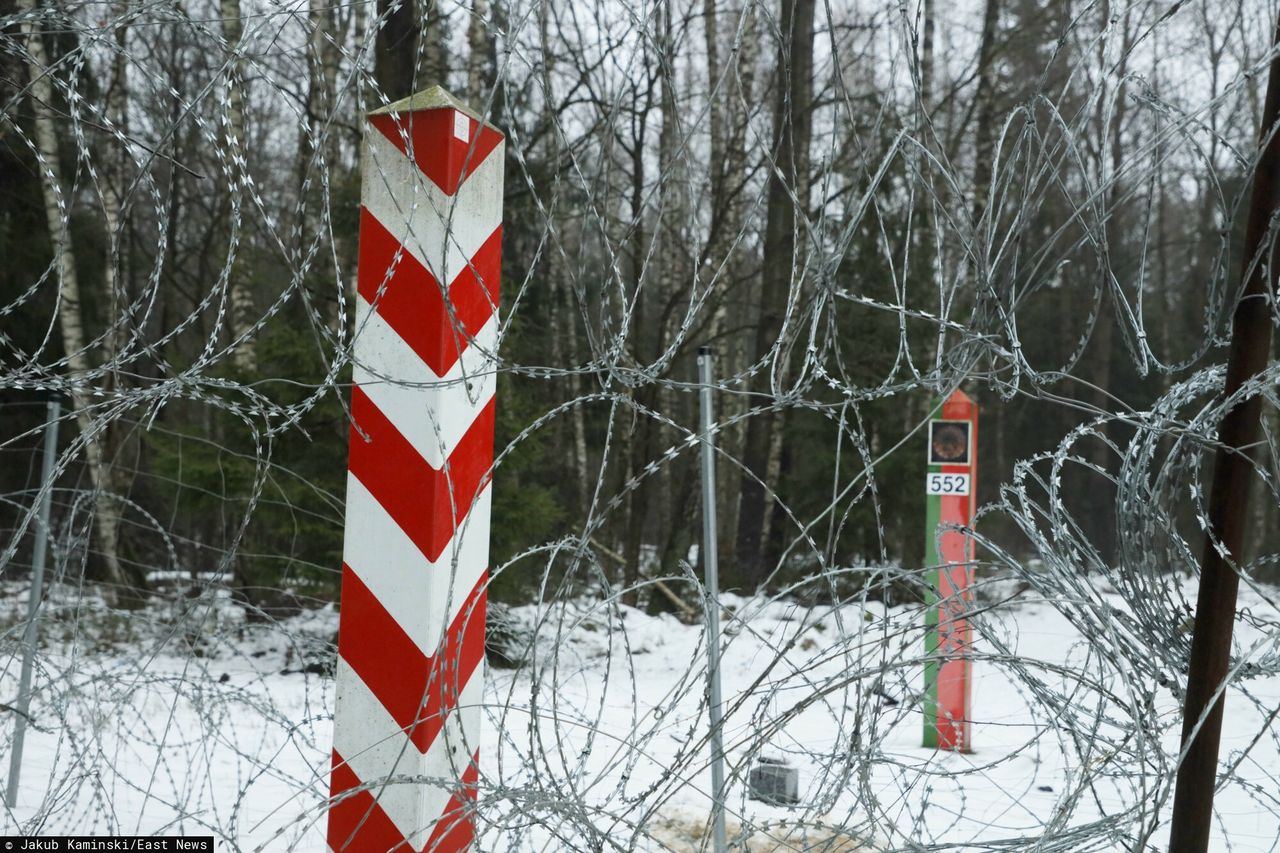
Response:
[453,112,470,142]
[926,473,970,496]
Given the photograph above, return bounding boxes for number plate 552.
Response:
[926,473,970,496]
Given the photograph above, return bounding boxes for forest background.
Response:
[2,0,1276,614]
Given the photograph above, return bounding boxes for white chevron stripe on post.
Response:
[342,478,492,658]
[351,303,498,469]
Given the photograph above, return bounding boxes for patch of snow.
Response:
[0,576,1275,850]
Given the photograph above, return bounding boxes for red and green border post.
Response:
[922,389,977,751]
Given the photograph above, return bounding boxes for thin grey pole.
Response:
[7,398,61,807]
[697,346,727,853]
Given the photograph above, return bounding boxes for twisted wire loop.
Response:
[1,0,1278,850]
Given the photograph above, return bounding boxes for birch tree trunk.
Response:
[102,6,130,379]
[307,0,349,334]
[19,0,136,596]
[219,0,257,373]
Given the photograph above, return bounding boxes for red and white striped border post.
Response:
[328,87,504,853]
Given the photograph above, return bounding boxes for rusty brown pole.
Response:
[1168,17,1280,853]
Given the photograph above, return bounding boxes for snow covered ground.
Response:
[0,575,1277,851]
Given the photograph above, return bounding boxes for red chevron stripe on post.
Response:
[328,87,503,853]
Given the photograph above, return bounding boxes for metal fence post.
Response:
[6,397,62,807]
[697,346,727,853]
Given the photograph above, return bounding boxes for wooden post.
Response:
[328,86,504,852]
[922,390,977,752]
[1169,16,1280,851]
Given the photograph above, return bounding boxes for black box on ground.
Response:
[748,757,800,806]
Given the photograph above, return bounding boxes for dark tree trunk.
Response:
[374,0,444,100]
[375,0,419,100]
[971,0,1002,225]
[734,0,814,591]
